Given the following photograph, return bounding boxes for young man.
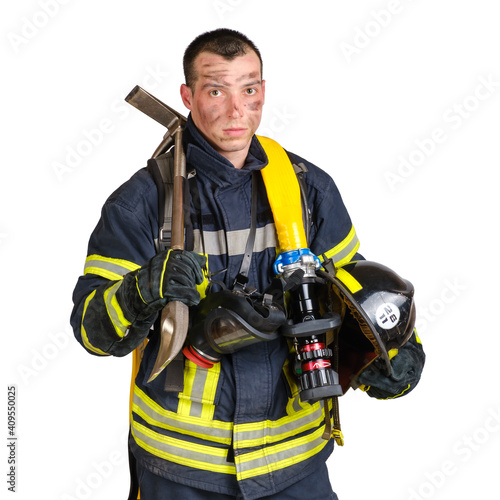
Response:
[71,29,424,500]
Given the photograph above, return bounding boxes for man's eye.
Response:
[210,89,221,97]
[245,88,256,95]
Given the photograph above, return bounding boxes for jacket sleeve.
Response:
[70,170,159,357]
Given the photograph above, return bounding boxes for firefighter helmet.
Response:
[330,260,416,381]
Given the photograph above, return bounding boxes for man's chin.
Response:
[215,135,253,154]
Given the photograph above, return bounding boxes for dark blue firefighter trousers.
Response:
[136,462,339,500]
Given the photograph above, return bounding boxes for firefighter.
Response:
[71,29,424,500]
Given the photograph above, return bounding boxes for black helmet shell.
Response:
[331,261,416,375]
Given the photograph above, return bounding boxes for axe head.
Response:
[125,85,187,132]
[147,300,190,383]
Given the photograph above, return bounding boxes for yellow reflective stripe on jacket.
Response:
[282,357,309,415]
[131,420,236,475]
[133,380,330,480]
[84,254,140,281]
[321,225,360,267]
[234,399,328,449]
[177,361,221,420]
[235,424,330,481]
[103,281,131,338]
[132,385,233,445]
[81,290,110,356]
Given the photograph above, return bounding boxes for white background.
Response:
[2,1,499,499]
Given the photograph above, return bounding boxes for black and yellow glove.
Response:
[117,249,206,322]
[357,333,425,400]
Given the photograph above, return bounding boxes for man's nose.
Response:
[228,94,244,118]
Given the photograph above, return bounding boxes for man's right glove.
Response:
[116,249,207,322]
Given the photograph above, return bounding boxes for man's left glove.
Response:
[116,249,207,322]
[357,333,425,399]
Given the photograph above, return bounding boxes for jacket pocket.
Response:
[177,359,222,419]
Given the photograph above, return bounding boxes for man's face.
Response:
[180,50,265,167]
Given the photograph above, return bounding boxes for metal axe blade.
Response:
[148,300,189,382]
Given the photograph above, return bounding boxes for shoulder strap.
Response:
[148,150,194,254]
[292,161,311,246]
[233,171,259,292]
[147,152,174,253]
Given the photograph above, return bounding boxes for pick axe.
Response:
[125,85,189,382]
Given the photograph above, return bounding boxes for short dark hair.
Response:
[183,28,263,88]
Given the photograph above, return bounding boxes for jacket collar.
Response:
[183,114,268,187]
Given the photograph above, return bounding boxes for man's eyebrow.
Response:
[236,71,262,84]
[199,75,262,90]
[241,79,262,87]
[199,80,227,91]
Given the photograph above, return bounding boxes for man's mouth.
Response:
[223,127,247,137]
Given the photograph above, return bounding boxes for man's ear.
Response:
[180,84,193,110]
